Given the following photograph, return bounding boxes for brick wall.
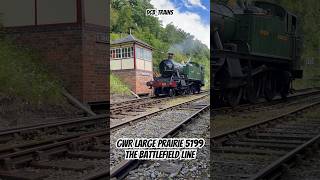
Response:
[112,70,136,92]
[3,23,109,103]
[82,24,109,103]
[135,70,152,95]
[112,69,152,95]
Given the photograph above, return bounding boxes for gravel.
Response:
[110,109,194,168]
[110,97,209,170]
[283,151,320,180]
[123,108,210,179]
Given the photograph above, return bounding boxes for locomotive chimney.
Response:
[168,52,174,60]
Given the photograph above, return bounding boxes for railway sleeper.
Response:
[91,144,108,152]
[274,125,320,131]
[286,121,320,126]
[213,160,263,167]
[257,129,319,135]
[0,169,50,180]
[1,155,33,170]
[31,159,95,171]
[238,138,305,145]
[225,141,297,150]
[0,136,13,144]
[67,151,106,159]
[250,133,314,140]
[212,146,286,156]
[213,173,252,179]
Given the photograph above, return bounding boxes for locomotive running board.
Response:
[212,50,291,64]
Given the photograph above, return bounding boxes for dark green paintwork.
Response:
[183,62,204,84]
[216,2,300,61]
[234,14,291,59]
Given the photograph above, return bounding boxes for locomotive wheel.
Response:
[246,84,257,103]
[196,85,201,94]
[191,86,196,94]
[264,73,276,101]
[185,89,190,95]
[154,88,161,97]
[280,84,290,99]
[280,71,290,99]
[226,88,242,107]
[168,89,175,97]
[212,93,223,108]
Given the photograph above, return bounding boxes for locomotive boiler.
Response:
[147,53,205,97]
[211,0,303,106]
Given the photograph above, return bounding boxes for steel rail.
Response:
[212,99,320,180]
[249,133,320,180]
[110,93,209,130]
[212,101,320,142]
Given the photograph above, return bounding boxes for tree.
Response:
[111,0,210,86]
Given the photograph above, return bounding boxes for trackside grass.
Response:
[110,73,131,95]
[0,39,64,105]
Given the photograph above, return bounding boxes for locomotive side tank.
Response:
[211,0,303,106]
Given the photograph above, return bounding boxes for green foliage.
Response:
[111,0,210,87]
[276,0,320,88]
[110,73,131,95]
[0,39,64,104]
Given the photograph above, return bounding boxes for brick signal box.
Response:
[110,34,153,95]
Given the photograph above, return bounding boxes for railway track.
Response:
[0,115,107,150]
[0,129,109,180]
[0,88,318,179]
[211,94,320,179]
[110,97,167,117]
[0,116,108,179]
[282,147,320,179]
[110,92,209,130]
[110,90,209,117]
[210,87,319,119]
[0,88,313,143]
[0,92,208,179]
[109,95,210,179]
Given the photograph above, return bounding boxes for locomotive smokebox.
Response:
[159,59,184,78]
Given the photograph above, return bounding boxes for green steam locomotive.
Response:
[212,0,303,106]
[147,53,205,97]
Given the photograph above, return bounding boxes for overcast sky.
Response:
[150,0,210,48]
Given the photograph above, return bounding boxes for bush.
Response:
[293,64,320,89]
[0,39,64,105]
[110,73,131,95]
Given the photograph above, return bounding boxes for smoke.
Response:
[169,37,205,55]
[168,36,208,62]
[168,37,198,55]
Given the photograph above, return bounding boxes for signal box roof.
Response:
[111,34,153,49]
